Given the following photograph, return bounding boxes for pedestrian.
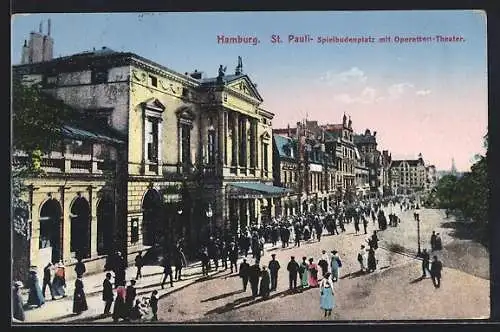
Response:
[27,268,44,308]
[354,216,360,234]
[248,261,261,298]
[435,233,443,250]
[421,249,431,278]
[161,256,174,289]
[113,251,127,288]
[268,254,280,291]
[371,231,379,250]
[259,266,271,299]
[125,279,137,319]
[74,257,86,279]
[430,231,437,251]
[299,257,309,289]
[12,281,25,322]
[200,247,210,276]
[150,290,159,321]
[229,242,239,273]
[135,252,143,280]
[330,251,342,281]
[42,262,55,300]
[102,272,114,315]
[319,272,335,318]
[113,286,127,322]
[358,245,367,272]
[52,262,66,298]
[129,299,143,321]
[72,277,88,314]
[367,246,377,272]
[294,227,301,247]
[318,250,329,277]
[221,241,229,271]
[174,250,183,281]
[238,258,250,292]
[362,215,368,234]
[308,258,319,287]
[430,256,443,288]
[287,256,300,291]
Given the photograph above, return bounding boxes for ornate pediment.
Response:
[142,98,165,113]
[176,106,195,122]
[261,131,271,140]
[226,76,263,102]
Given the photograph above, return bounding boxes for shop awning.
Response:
[227,182,294,199]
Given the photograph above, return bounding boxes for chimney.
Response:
[373,131,377,137]
[296,122,301,139]
[48,19,51,36]
[287,124,291,137]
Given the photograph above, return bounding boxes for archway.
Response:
[39,198,63,263]
[97,196,114,255]
[70,196,91,259]
[142,189,162,246]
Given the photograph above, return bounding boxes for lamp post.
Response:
[416,212,421,256]
[206,203,213,237]
[177,208,183,241]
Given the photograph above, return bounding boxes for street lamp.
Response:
[206,203,213,237]
[416,212,421,256]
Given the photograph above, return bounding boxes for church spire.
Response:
[451,158,457,175]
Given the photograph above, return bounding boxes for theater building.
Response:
[13,41,288,272]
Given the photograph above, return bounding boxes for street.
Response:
[81,207,489,323]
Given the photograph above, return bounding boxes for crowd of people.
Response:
[12,195,448,322]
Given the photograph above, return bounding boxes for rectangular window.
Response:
[262,143,269,171]
[208,130,216,165]
[146,120,158,162]
[181,124,191,170]
[150,75,158,87]
[131,218,139,243]
[92,69,108,84]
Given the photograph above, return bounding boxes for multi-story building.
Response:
[381,150,392,197]
[272,133,300,217]
[425,165,437,192]
[13,32,290,273]
[389,153,427,195]
[354,146,370,199]
[353,129,382,198]
[322,114,356,201]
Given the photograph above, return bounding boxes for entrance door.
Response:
[39,198,62,263]
[70,197,91,259]
[97,196,114,255]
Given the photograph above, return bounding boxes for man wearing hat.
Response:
[229,241,239,274]
[268,254,281,291]
[102,272,114,315]
[286,256,300,291]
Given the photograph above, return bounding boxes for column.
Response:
[236,200,241,236]
[62,188,72,263]
[224,110,228,166]
[30,191,45,269]
[256,199,262,225]
[143,116,148,174]
[245,200,250,227]
[218,109,224,172]
[233,112,239,174]
[244,117,249,172]
[157,118,163,175]
[89,186,98,257]
[270,198,276,218]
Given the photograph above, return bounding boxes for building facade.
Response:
[273,134,300,216]
[13,44,287,272]
[389,153,427,195]
[353,129,382,197]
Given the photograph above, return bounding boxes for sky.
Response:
[11,11,488,172]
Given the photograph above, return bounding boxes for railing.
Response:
[12,153,116,175]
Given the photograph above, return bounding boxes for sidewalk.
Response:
[19,244,276,323]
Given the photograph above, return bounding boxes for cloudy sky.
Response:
[11,11,487,171]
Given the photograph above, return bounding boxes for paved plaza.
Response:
[16,207,490,323]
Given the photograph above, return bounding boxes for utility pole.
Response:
[416,212,421,256]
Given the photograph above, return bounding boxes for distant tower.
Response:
[235,56,243,75]
[21,19,54,64]
[451,158,457,175]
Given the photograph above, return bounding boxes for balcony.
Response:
[12,151,116,175]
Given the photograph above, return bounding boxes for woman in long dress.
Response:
[72,277,88,314]
[12,281,25,321]
[27,269,44,307]
[113,286,127,322]
[319,272,335,317]
[299,257,309,288]
[330,251,341,282]
[52,262,66,298]
[259,266,271,299]
[367,247,377,272]
[308,258,319,288]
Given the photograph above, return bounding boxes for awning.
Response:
[227,182,294,199]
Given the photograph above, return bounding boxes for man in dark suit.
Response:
[238,258,250,291]
[268,254,280,291]
[124,279,137,320]
[421,249,431,278]
[42,262,55,300]
[161,256,174,288]
[102,272,114,315]
[287,256,300,291]
[229,242,239,273]
[430,256,443,288]
[248,261,262,298]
